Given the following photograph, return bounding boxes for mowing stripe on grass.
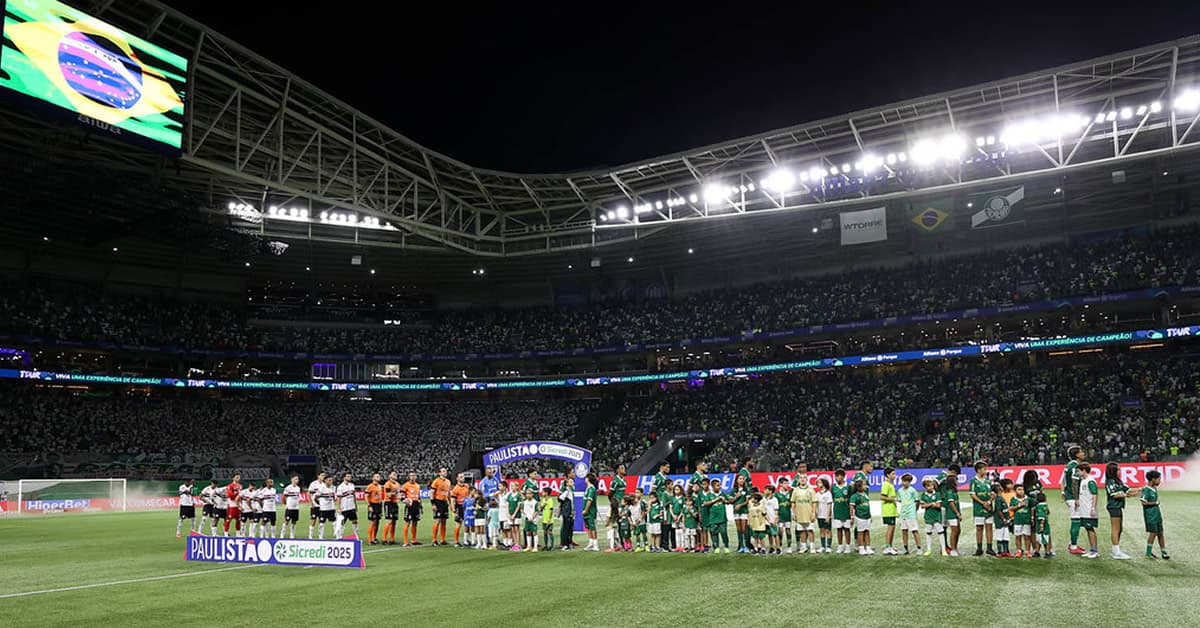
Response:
[0,545,404,600]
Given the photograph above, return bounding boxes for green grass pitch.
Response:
[1,490,1199,627]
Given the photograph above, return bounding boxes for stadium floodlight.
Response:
[1175,89,1200,111]
[986,135,996,146]
[227,201,236,211]
[897,152,907,162]
[688,193,699,203]
[299,209,309,219]
[688,247,694,254]
[320,211,328,221]
[1106,111,1117,122]
[605,210,615,220]
[910,138,938,165]
[939,134,966,159]
[762,168,796,192]
[655,200,664,210]
[1151,101,1163,113]
[828,167,839,177]
[840,163,850,173]
[811,226,818,234]
[703,183,727,203]
[1094,112,1106,124]
[616,206,629,220]
[798,171,809,183]
[886,153,897,165]
[1136,105,1148,116]
[1120,107,1133,119]
[808,167,826,181]
[627,257,634,263]
[268,205,278,215]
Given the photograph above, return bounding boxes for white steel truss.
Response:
[16,2,1200,256]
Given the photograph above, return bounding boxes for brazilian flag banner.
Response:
[906,197,954,235]
[970,186,1025,229]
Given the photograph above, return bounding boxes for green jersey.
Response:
[1010,495,1030,526]
[776,487,793,522]
[1105,478,1129,512]
[991,495,1009,527]
[851,471,870,495]
[669,495,684,521]
[897,486,919,519]
[831,482,851,520]
[688,472,707,491]
[652,473,669,499]
[880,481,898,518]
[1062,460,1080,500]
[920,492,942,524]
[970,477,994,515]
[706,492,728,524]
[849,492,871,519]
[694,493,708,525]
[582,486,597,516]
[684,496,699,528]
[731,486,750,514]
[521,479,538,495]
[1035,503,1051,534]
[506,493,521,517]
[1141,486,1162,524]
[649,502,664,524]
[610,475,626,500]
[618,505,632,531]
[941,485,959,521]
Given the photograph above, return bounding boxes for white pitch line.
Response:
[0,544,401,600]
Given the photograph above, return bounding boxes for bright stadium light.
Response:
[655,200,664,210]
[886,153,897,165]
[911,138,938,164]
[688,193,699,203]
[598,213,608,222]
[798,171,809,182]
[809,167,826,180]
[1136,105,1148,116]
[616,206,629,219]
[703,184,726,203]
[1120,107,1133,120]
[227,201,236,211]
[762,168,796,192]
[1175,89,1200,111]
[1106,111,1117,122]
[828,167,839,177]
[605,210,615,220]
[939,134,966,159]
[1151,101,1163,113]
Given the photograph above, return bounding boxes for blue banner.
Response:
[184,534,364,569]
[483,441,592,532]
[0,286,1191,364]
[0,325,1194,392]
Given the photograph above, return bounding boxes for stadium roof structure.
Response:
[4,1,1200,281]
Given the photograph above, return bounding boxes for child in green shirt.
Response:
[1141,470,1167,559]
[849,479,873,555]
[896,473,921,555]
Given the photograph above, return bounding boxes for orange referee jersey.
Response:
[450,482,469,505]
[365,482,383,504]
[400,481,421,502]
[384,479,400,503]
[430,477,451,501]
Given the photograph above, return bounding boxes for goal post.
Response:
[15,478,127,514]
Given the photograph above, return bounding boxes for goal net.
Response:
[15,479,127,514]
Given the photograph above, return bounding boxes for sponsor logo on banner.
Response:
[185,534,364,569]
[839,206,887,245]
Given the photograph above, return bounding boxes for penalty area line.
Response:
[0,545,401,600]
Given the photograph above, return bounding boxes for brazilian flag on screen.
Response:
[905,197,954,235]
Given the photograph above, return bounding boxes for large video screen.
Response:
[0,0,187,152]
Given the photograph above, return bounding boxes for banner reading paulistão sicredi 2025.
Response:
[185,534,365,569]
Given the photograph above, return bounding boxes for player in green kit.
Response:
[990,483,1012,557]
[737,458,755,493]
[684,483,701,551]
[1034,492,1054,558]
[969,461,996,556]
[831,470,852,554]
[1104,462,1136,560]
[775,477,794,552]
[920,478,947,556]
[1062,445,1086,554]
[689,462,709,551]
[652,462,672,551]
[1141,470,1167,559]
[937,465,962,556]
[608,463,627,518]
[1009,482,1031,558]
[582,473,599,551]
[704,478,730,553]
[1021,469,1045,556]
[850,461,872,548]
[880,467,899,555]
[849,479,873,555]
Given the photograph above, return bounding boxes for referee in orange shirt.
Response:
[430,468,452,546]
[450,473,471,547]
[383,472,401,545]
[365,474,384,545]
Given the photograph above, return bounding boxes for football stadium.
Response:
[3,1,1200,626]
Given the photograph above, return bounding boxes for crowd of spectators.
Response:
[0,389,586,478]
[587,352,1200,472]
[1,226,1197,357]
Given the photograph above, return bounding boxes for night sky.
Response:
[166,2,1200,173]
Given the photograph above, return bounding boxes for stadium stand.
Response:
[1,225,1198,359]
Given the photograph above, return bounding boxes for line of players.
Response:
[176,472,364,540]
